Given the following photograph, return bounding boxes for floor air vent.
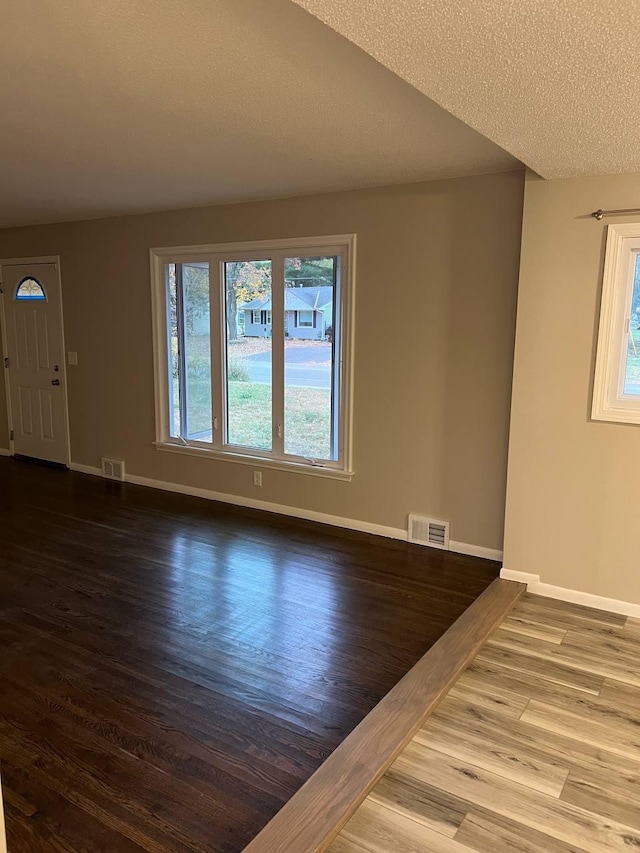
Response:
[101,457,125,482]
[408,514,450,550]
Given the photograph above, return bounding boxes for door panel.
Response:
[2,261,69,464]
[36,312,52,369]
[18,385,34,435]
[40,389,55,439]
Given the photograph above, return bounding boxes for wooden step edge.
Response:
[241,577,525,853]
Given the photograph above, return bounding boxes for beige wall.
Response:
[0,171,523,550]
[504,170,640,603]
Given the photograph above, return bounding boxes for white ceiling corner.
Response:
[290,0,640,180]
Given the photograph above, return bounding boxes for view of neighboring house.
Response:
[241,286,333,340]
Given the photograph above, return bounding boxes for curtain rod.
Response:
[592,208,640,220]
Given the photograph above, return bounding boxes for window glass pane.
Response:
[624,254,640,396]
[166,264,180,438]
[183,263,212,441]
[225,260,272,450]
[284,256,337,460]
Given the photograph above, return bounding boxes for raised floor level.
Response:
[0,458,499,852]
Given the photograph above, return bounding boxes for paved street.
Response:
[244,362,329,389]
[244,343,332,389]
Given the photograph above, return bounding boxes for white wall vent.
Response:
[408,514,450,550]
[101,457,125,482]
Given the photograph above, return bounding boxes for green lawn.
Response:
[625,342,640,393]
[231,382,333,458]
[284,386,333,459]
[174,376,332,459]
[228,382,273,450]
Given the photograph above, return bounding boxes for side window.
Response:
[593,223,640,423]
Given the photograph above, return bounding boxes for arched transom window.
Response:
[15,277,46,301]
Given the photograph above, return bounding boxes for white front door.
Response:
[1,258,70,465]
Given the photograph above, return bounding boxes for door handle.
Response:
[51,379,60,386]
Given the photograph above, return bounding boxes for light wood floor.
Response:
[329,593,640,853]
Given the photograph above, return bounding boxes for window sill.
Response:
[154,441,354,481]
[592,403,640,426]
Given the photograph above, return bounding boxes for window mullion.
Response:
[271,254,285,457]
[175,263,189,439]
[210,257,224,449]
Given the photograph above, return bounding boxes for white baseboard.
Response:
[500,569,540,586]
[69,462,102,476]
[0,448,11,457]
[450,541,503,562]
[68,462,501,560]
[132,470,410,540]
[500,569,640,618]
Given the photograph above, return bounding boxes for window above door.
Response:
[15,277,46,301]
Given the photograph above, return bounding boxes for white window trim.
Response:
[593,223,640,425]
[150,234,356,479]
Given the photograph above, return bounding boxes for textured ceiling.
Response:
[291,0,640,180]
[0,0,517,228]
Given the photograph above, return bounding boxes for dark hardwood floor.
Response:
[0,459,499,853]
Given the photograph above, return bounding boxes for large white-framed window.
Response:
[593,223,640,424]
[150,235,356,479]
